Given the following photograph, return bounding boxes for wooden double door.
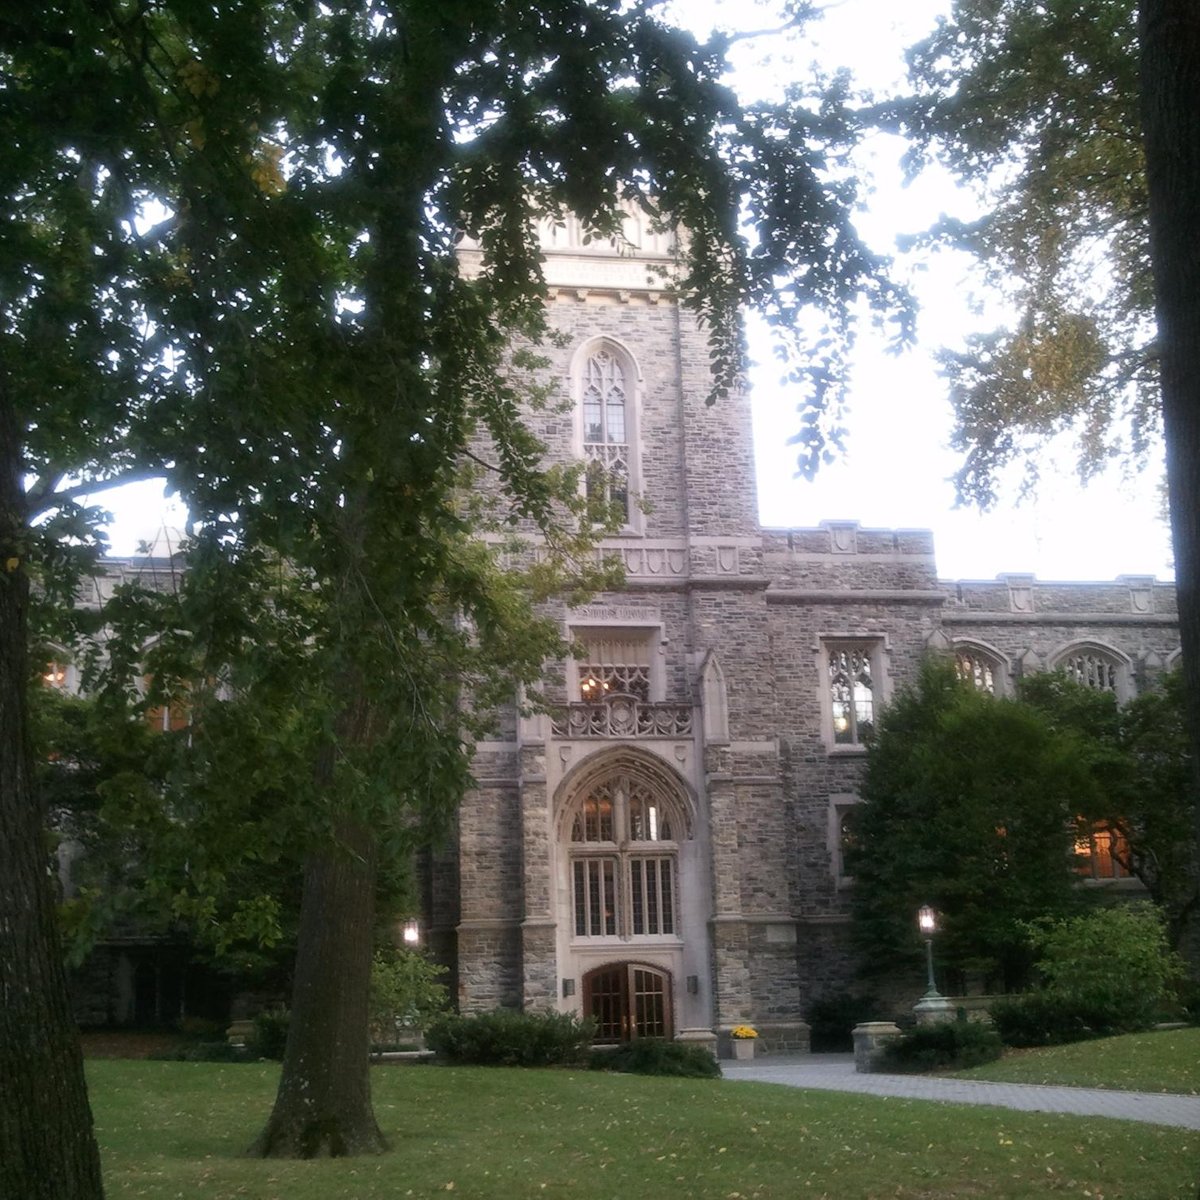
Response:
[583,962,672,1042]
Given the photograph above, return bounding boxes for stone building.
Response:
[423,217,1181,1054]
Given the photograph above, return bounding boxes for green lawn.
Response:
[88,1060,1197,1199]
[953,1026,1200,1094]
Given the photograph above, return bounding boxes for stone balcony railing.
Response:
[550,697,694,739]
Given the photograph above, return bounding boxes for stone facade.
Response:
[430,219,1181,1050]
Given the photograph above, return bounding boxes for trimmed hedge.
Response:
[589,1039,721,1078]
[989,992,1120,1047]
[881,1019,1003,1072]
[425,1009,595,1066]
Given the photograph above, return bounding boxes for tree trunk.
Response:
[0,382,106,1198]
[1139,0,1200,972]
[248,808,387,1158]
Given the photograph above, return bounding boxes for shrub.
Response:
[425,1009,595,1066]
[247,1007,290,1060]
[589,1039,721,1078]
[993,904,1186,1046]
[989,992,1106,1048]
[881,1019,1002,1072]
[152,1041,253,1063]
[1030,904,1181,1031]
[806,992,880,1052]
[369,948,449,1047]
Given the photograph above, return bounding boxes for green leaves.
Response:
[900,0,1156,504]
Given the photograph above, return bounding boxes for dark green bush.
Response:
[881,1019,1002,1072]
[806,992,880,1052]
[425,1009,595,1066]
[989,992,1115,1047]
[153,1040,253,1063]
[589,1039,721,1078]
[248,1008,290,1060]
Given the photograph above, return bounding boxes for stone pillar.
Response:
[518,743,558,1009]
[853,1021,902,1073]
[913,995,956,1025]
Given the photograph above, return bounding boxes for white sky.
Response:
[96,0,1174,583]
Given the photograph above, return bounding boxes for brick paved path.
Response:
[722,1053,1200,1130]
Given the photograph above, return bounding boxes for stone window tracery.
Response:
[583,350,630,522]
[569,773,678,940]
[825,641,879,746]
[1053,643,1130,699]
[576,631,652,702]
[1060,650,1119,692]
[954,644,1003,694]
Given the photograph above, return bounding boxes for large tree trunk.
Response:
[1139,0,1200,970]
[0,384,106,1198]
[249,810,387,1158]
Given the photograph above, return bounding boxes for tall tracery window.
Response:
[826,642,878,746]
[1056,646,1124,694]
[577,630,652,702]
[570,773,678,939]
[954,645,1002,694]
[582,349,631,523]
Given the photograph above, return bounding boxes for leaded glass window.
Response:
[1059,650,1120,693]
[577,632,651,702]
[827,644,876,745]
[569,772,679,940]
[955,648,998,693]
[582,351,630,522]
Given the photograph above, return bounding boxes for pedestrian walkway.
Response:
[722,1053,1200,1130]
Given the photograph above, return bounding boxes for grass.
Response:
[952,1026,1200,1094]
[88,1059,1198,1199]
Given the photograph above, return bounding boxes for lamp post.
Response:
[912,904,954,1025]
[917,905,940,998]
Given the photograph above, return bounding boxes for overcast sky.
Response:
[96,0,1174,583]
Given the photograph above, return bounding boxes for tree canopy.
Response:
[3,0,914,1179]
[850,661,1096,990]
[851,658,1196,990]
[897,0,1154,506]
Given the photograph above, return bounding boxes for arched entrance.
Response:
[583,962,673,1042]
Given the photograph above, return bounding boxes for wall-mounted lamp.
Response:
[402,918,421,946]
[686,975,699,995]
[562,978,576,998]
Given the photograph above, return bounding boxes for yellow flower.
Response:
[730,1024,758,1040]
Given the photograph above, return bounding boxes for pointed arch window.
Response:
[577,344,639,528]
[1052,643,1131,699]
[569,772,678,940]
[953,643,1006,695]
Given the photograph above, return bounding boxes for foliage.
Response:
[368,949,449,1046]
[954,1026,1200,1093]
[990,905,1183,1046]
[805,992,881,1053]
[988,991,1112,1048]
[1027,904,1183,1032]
[880,1019,1003,1073]
[589,1039,721,1079]
[730,1025,758,1040]
[85,1060,1199,1199]
[424,1009,595,1067]
[850,660,1097,988]
[153,1041,254,1064]
[248,1009,291,1062]
[897,0,1153,503]
[1018,669,1198,947]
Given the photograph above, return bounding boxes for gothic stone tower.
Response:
[433,213,807,1053]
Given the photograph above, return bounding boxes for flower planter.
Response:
[732,1038,755,1061]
